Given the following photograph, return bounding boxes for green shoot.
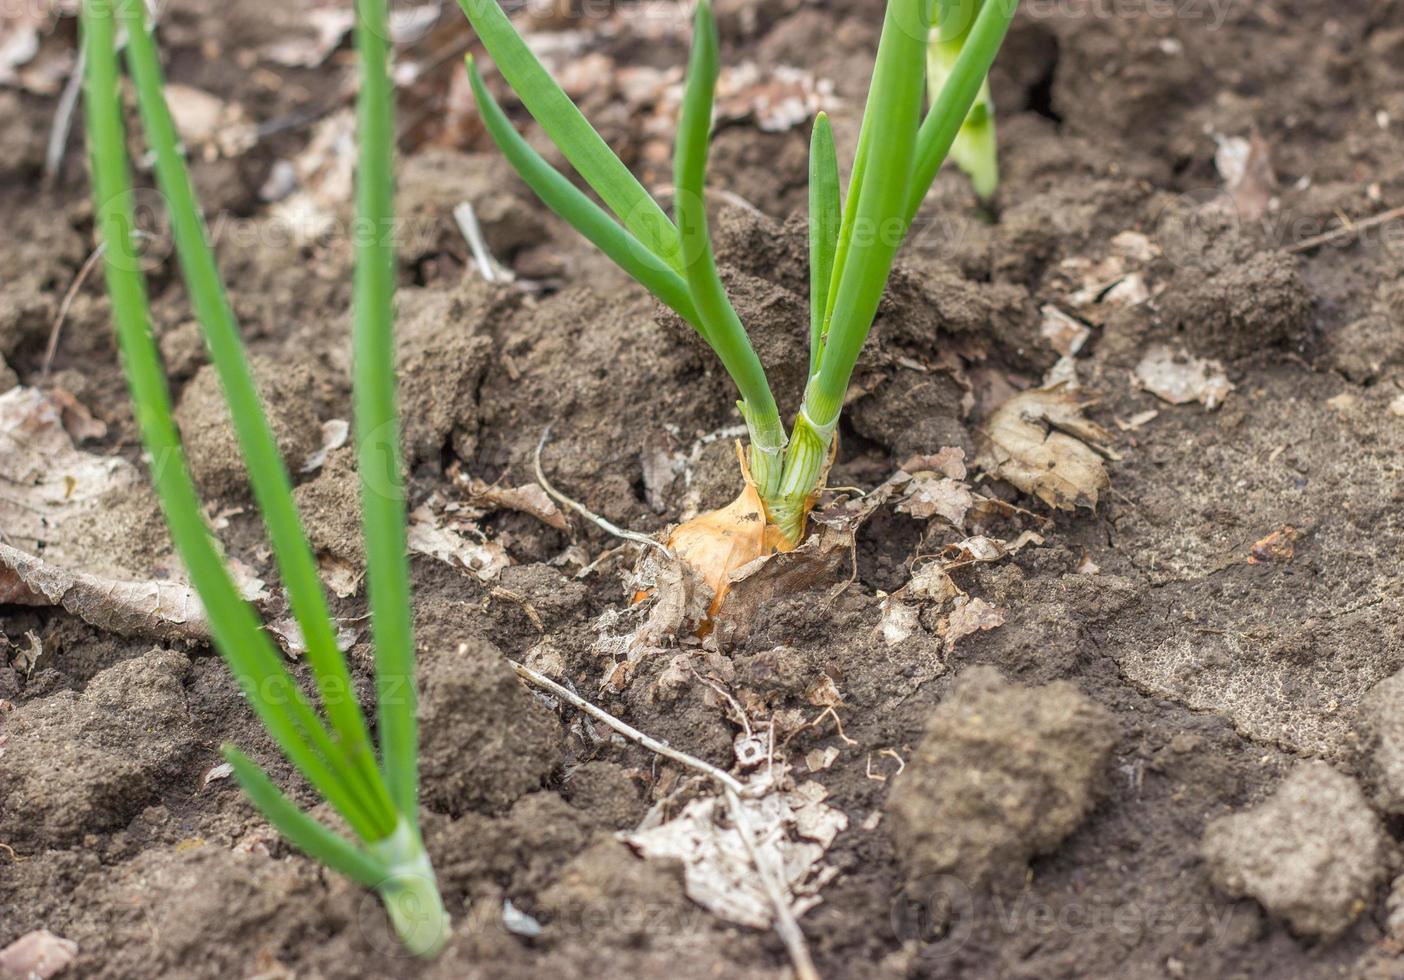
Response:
[807,113,839,380]
[457,0,1018,547]
[80,0,447,956]
[929,0,1000,200]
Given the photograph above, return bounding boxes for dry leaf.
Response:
[266,617,358,659]
[0,541,210,643]
[976,384,1115,511]
[899,447,967,481]
[317,554,360,598]
[0,386,136,557]
[624,774,847,929]
[599,555,710,691]
[1040,305,1091,356]
[895,473,973,527]
[407,504,510,582]
[259,6,355,67]
[907,564,962,605]
[1115,409,1159,431]
[163,85,255,158]
[0,929,77,980]
[939,596,1007,651]
[713,62,836,133]
[1213,130,1275,223]
[465,479,568,531]
[0,1,76,95]
[268,109,357,244]
[1135,345,1233,410]
[301,419,349,473]
[201,762,235,789]
[710,522,851,645]
[1248,525,1299,565]
[806,674,844,707]
[879,597,919,646]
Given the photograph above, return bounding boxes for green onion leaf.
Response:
[352,0,419,823]
[807,112,839,376]
[223,746,388,889]
[674,0,785,495]
[466,56,702,327]
[908,0,1018,222]
[805,0,929,427]
[454,0,684,273]
[81,0,393,844]
[115,0,390,824]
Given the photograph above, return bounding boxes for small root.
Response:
[534,427,672,560]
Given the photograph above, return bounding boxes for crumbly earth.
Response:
[1201,762,1396,940]
[886,666,1120,894]
[4,0,1404,978]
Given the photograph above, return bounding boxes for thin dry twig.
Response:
[1285,204,1404,254]
[508,659,821,980]
[44,48,87,184]
[489,586,544,631]
[42,244,107,382]
[452,200,514,283]
[509,658,742,793]
[534,427,673,559]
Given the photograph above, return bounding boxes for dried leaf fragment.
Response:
[0,541,210,643]
[895,473,974,528]
[0,929,78,980]
[939,596,1007,651]
[879,597,919,646]
[1248,525,1299,565]
[1135,345,1233,410]
[0,386,136,557]
[1040,305,1091,356]
[162,85,255,158]
[976,385,1115,510]
[407,504,510,582]
[465,479,568,531]
[1213,130,1276,223]
[624,775,847,929]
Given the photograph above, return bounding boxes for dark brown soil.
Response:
[6,0,1404,978]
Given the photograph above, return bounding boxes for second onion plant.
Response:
[456,0,1019,550]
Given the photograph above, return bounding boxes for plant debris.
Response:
[457,475,568,531]
[1248,525,1300,565]
[0,540,247,644]
[0,2,75,95]
[976,385,1116,510]
[161,84,255,160]
[1213,130,1276,223]
[624,773,847,929]
[0,929,78,980]
[300,419,349,473]
[0,386,136,557]
[938,596,1007,651]
[1135,344,1233,410]
[406,501,510,582]
[892,450,975,528]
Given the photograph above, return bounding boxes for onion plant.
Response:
[930,0,1000,200]
[456,0,1018,552]
[79,0,448,956]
